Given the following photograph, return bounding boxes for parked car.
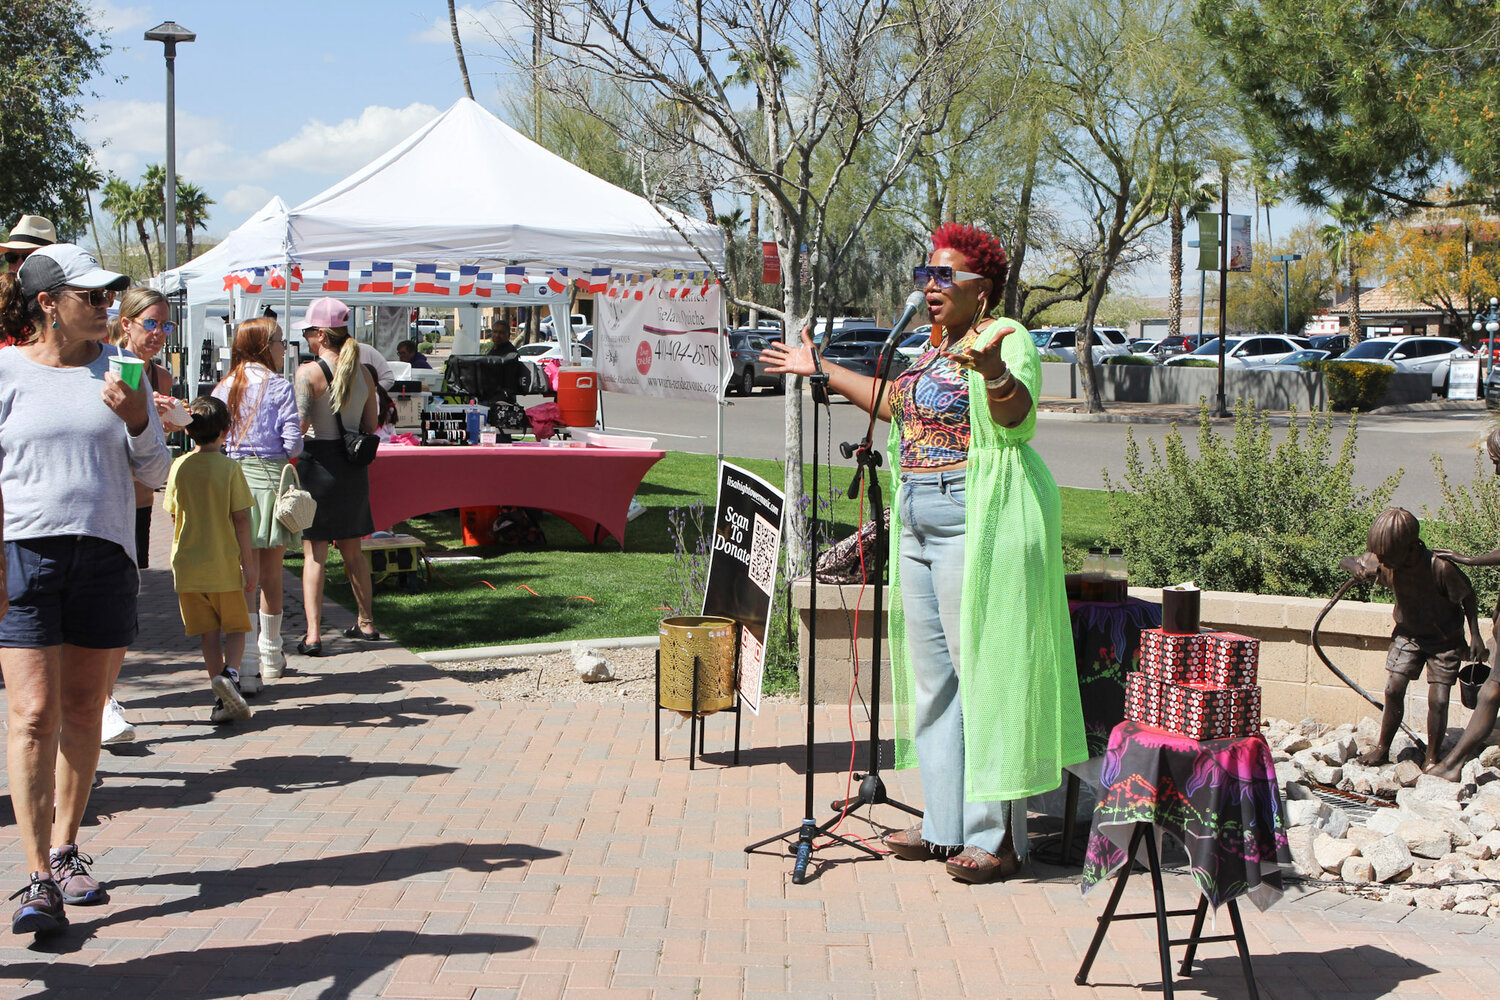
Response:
[539,313,589,338]
[726,330,784,395]
[1327,335,1473,394]
[896,331,931,362]
[412,318,446,342]
[1162,334,1311,368]
[1483,363,1500,407]
[1129,338,1157,354]
[1262,348,1331,372]
[811,316,876,345]
[1031,325,1132,363]
[1146,335,1201,359]
[819,328,908,379]
[1475,338,1500,364]
[1308,333,1350,359]
[516,341,592,363]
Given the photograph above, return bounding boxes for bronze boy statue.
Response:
[1429,428,1500,781]
[1339,506,1486,768]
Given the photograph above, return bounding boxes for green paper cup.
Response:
[109,354,145,389]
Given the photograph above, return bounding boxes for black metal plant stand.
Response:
[654,647,742,771]
[1075,822,1261,999]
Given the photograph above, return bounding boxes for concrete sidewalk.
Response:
[2,507,1499,998]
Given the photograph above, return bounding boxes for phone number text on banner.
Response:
[597,283,724,401]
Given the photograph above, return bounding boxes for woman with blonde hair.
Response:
[99,287,182,746]
[212,317,301,693]
[293,297,379,655]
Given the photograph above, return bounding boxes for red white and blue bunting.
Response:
[220,264,720,300]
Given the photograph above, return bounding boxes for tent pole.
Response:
[716,283,725,467]
[283,253,294,378]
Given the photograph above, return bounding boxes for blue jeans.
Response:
[898,471,1026,857]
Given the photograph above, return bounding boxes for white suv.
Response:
[1331,336,1473,394]
[1031,326,1131,363]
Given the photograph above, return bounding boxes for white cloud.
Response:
[220,184,275,218]
[412,4,528,45]
[81,99,240,181]
[87,0,153,37]
[263,103,440,175]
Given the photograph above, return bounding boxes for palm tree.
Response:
[1320,194,1376,346]
[1162,162,1218,341]
[124,184,156,276]
[175,181,214,260]
[71,160,105,259]
[141,163,167,251]
[447,0,474,100]
[99,174,134,270]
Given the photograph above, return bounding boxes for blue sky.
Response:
[83,1,523,234]
[82,1,1313,300]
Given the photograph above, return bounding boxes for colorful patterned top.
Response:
[888,334,974,468]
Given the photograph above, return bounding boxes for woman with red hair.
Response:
[764,223,1085,883]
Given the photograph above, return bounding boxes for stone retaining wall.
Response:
[791,579,1494,732]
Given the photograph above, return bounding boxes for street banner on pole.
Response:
[702,461,785,714]
[1229,215,1253,272]
[761,241,782,285]
[1196,213,1218,271]
[597,281,725,400]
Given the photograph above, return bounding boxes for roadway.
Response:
[593,389,1492,514]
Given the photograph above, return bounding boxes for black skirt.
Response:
[299,439,375,542]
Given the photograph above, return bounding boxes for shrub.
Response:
[1103,402,1400,599]
[420,340,435,354]
[1039,353,1067,363]
[1426,447,1500,615]
[1104,354,1155,366]
[1321,361,1392,411]
[1170,358,1218,368]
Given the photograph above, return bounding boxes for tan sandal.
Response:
[882,825,933,861]
[945,844,1023,884]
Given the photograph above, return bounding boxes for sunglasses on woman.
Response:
[59,287,116,307]
[134,317,178,336]
[913,265,982,289]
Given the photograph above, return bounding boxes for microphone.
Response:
[881,290,930,358]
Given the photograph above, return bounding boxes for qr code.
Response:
[747,512,777,595]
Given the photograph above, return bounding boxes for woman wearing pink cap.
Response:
[293,297,380,655]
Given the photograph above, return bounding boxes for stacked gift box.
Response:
[1125,628,1262,740]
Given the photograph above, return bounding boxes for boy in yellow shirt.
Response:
[164,396,257,724]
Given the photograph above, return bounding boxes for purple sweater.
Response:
[213,364,303,461]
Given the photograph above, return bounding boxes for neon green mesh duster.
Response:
[887,322,1087,800]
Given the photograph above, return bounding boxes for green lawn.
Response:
[292,453,1114,657]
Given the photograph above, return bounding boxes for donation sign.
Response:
[1449,358,1481,400]
[702,462,785,714]
[597,281,725,401]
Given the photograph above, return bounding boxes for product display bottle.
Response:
[1081,546,1106,602]
[1104,547,1129,602]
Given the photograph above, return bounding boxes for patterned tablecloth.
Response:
[1080,720,1292,910]
[1069,599,1162,756]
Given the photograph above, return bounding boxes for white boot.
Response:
[258,613,285,680]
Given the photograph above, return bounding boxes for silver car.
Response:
[1162,334,1311,369]
[1329,336,1474,394]
[1031,326,1131,363]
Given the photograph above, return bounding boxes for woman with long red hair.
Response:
[212,316,301,698]
[763,223,1085,884]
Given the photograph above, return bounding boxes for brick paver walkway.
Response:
[2,508,1499,998]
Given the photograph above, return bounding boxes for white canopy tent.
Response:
[159,97,723,388]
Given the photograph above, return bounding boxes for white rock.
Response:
[1365,835,1416,883]
[1479,830,1500,855]
[1286,827,1322,878]
[1341,856,1375,884]
[1480,859,1500,880]
[1292,749,1342,785]
[1312,740,1355,765]
[1314,833,1360,874]
[1287,799,1325,828]
[571,646,615,683]
[1454,899,1491,915]
[1414,888,1457,910]
[1433,859,1471,880]
[1459,840,1494,861]
[1416,772,1465,794]
[1385,887,1417,906]
[1462,759,1485,786]
[1488,893,1500,909]
[1367,809,1405,836]
[1393,760,1424,787]
[1356,716,1381,745]
[1454,883,1490,903]
[1480,744,1500,769]
[1371,775,1402,799]
[1347,827,1386,849]
[1275,761,1305,791]
[1279,734,1312,755]
[1398,786,1461,811]
[1467,811,1500,837]
[1299,717,1326,737]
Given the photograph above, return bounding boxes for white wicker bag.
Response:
[274,462,317,533]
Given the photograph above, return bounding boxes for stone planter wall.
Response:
[1037,363,1432,410]
[791,578,1493,732]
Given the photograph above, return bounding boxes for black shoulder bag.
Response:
[317,359,380,466]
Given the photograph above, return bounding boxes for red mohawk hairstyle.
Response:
[931,222,1008,293]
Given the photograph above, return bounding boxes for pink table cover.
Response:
[366,443,665,548]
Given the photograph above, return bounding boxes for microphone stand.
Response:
[744,302,880,884]
[826,331,921,821]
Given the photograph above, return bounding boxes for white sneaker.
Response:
[209,673,252,723]
[238,670,263,697]
[100,698,136,745]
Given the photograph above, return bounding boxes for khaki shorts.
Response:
[1386,633,1463,687]
[177,590,252,637]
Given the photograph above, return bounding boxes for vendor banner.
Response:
[597,280,724,401]
[702,461,785,714]
[1228,214,1252,272]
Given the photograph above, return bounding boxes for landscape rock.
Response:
[1313,832,1360,874]
[1479,831,1500,855]
[1414,888,1457,910]
[1397,785,1461,811]
[1312,738,1357,765]
[1385,887,1417,907]
[1298,717,1326,737]
[1275,761,1305,791]
[1286,799,1325,828]
[1365,835,1415,883]
[1461,759,1485,786]
[1347,827,1386,849]
[1286,827,1321,879]
[1367,809,1405,836]
[1480,744,1500,769]
[1292,749,1343,786]
[1454,884,1490,903]
[1355,716,1381,746]
[1340,856,1375,884]
[1458,840,1494,861]
[1278,734,1312,755]
[1480,859,1500,880]
[571,646,615,683]
[1371,775,1402,799]
[1393,760,1424,788]
[1453,899,1491,915]
[1466,811,1500,837]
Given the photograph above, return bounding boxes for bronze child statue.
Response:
[1429,428,1500,781]
[1339,506,1487,768]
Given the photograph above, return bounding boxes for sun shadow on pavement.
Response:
[1088,945,1437,999]
[7,929,533,999]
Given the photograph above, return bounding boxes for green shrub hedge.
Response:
[1104,353,1156,366]
[1168,358,1218,368]
[1318,361,1392,411]
[1039,353,1068,363]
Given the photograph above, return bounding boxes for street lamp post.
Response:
[1271,253,1304,336]
[1473,296,1500,374]
[144,20,195,272]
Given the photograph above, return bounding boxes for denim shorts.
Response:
[0,536,140,649]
